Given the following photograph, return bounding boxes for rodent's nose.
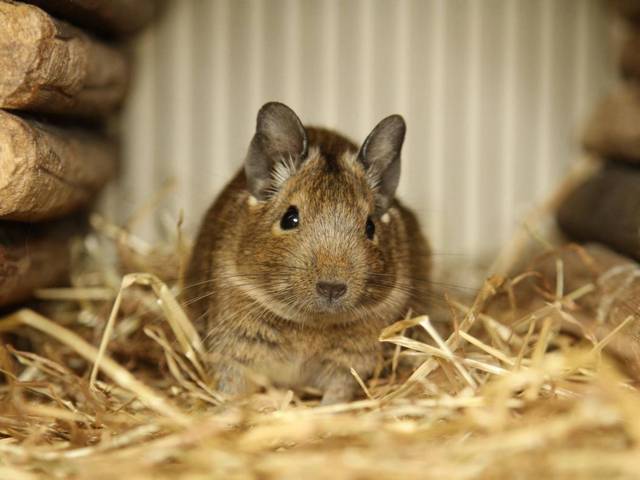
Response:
[316,281,347,301]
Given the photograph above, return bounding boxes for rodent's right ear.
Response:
[358,115,406,214]
[244,102,308,200]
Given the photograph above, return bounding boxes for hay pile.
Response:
[1,202,639,479]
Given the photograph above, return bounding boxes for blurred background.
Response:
[103,0,615,266]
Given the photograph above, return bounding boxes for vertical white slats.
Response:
[114,0,613,262]
[189,0,213,219]
[425,0,447,252]
[118,26,156,237]
[262,0,285,102]
[210,0,231,194]
[395,0,412,208]
[358,0,374,135]
[498,0,518,246]
[298,1,325,124]
[402,0,430,231]
[170,1,194,221]
[323,0,339,127]
[248,0,265,125]
[283,0,302,111]
[509,0,539,222]
[370,2,399,122]
[534,0,554,200]
[151,0,183,233]
[572,0,590,138]
[463,0,482,257]
[550,3,579,187]
[394,0,410,122]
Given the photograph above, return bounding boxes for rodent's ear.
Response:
[245,102,308,200]
[358,114,406,214]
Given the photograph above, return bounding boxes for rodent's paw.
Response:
[320,377,358,405]
[216,367,253,400]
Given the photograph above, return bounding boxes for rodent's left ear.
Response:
[358,115,406,213]
[245,102,308,200]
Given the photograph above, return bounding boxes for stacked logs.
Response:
[557,2,640,263]
[0,0,154,307]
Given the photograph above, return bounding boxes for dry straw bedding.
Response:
[0,206,639,479]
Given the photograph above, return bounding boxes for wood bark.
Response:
[0,1,129,117]
[24,0,156,36]
[557,163,640,262]
[583,83,640,163]
[0,216,86,307]
[0,110,117,222]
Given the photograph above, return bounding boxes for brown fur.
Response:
[185,115,431,404]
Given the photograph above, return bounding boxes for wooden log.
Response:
[583,84,640,163]
[557,164,640,262]
[0,110,117,222]
[23,0,156,37]
[0,1,129,117]
[621,30,640,79]
[0,216,87,307]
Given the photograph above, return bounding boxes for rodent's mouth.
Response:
[311,303,347,314]
[306,296,353,315]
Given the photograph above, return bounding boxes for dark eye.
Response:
[280,206,299,230]
[365,217,375,240]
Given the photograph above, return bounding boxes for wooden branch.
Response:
[583,84,640,163]
[0,1,129,117]
[0,110,117,222]
[0,216,87,307]
[23,0,156,37]
[557,164,640,261]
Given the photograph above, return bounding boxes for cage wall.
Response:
[106,0,614,263]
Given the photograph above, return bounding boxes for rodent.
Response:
[185,102,431,404]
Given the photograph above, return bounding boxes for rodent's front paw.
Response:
[320,378,358,405]
[216,366,253,400]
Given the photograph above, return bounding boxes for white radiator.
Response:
[109,0,614,263]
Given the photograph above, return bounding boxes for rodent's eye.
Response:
[365,217,375,240]
[280,206,300,230]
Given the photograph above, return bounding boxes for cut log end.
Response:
[0,216,88,308]
[0,2,130,117]
[0,110,117,222]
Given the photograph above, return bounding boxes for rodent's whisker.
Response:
[181,282,281,307]
[181,269,297,287]
[366,271,477,293]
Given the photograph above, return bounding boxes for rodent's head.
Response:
[233,102,410,324]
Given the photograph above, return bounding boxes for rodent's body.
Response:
[185,104,431,403]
